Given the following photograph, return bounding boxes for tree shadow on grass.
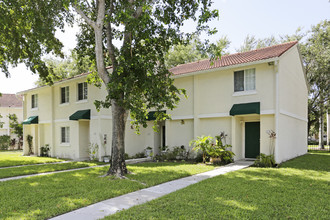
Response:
[279,153,330,172]
[0,162,212,220]
[109,165,330,220]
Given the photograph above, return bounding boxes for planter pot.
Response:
[145,149,152,158]
[210,157,221,164]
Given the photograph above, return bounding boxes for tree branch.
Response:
[106,0,117,67]
[72,4,96,29]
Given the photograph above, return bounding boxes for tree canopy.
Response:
[35,51,92,86]
[0,0,218,176]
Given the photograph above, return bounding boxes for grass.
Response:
[0,161,103,179]
[0,151,64,167]
[107,153,330,219]
[0,162,215,219]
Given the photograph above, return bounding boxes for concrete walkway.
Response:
[51,160,253,220]
[0,158,151,182]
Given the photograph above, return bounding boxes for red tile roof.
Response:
[0,94,23,108]
[170,41,298,76]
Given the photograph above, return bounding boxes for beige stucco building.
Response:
[18,41,308,163]
[0,94,23,148]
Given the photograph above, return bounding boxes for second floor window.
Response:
[234,68,256,92]
[61,86,69,104]
[31,94,38,109]
[78,82,88,101]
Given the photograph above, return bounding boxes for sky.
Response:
[0,0,329,94]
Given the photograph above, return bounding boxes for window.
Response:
[61,127,70,144]
[61,86,69,104]
[234,68,256,92]
[78,82,88,101]
[31,94,38,109]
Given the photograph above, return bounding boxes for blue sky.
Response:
[0,0,329,93]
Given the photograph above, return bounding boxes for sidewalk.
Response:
[51,160,253,220]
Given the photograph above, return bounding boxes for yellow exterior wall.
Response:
[20,47,307,162]
[276,45,308,162]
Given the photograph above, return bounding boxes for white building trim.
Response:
[260,110,275,115]
[198,113,230,119]
[171,115,194,120]
[280,109,308,122]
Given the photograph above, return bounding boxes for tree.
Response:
[165,37,208,68]
[1,1,218,177]
[36,51,92,86]
[236,35,279,52]
[0,93,3,128]
[301,20,329,148]
[208,35,231,59]
[8,114,23,149]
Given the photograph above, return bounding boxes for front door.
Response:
[245,122,260,158]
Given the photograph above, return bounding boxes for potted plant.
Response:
[145,146,153,158]
[103,155,110,163]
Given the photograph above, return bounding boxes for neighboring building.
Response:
[0,94,23,146]
[18,41,308,163]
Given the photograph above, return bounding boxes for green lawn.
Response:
[107,153,330,219]
[0,162,215,219]
[0,151,64,167]
[0,161,103,179]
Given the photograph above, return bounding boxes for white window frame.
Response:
[234,68,256,93]
[61,127,70,144]
[31,94,38,109]
[77,82,88,101]
[60,86,70,104]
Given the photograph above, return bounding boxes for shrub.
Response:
[207,134,235,165]
[190,136,214,163]
[26,135,33,155]
[88,143,99,161]
[40,144,50,157]
[253,153,276,167]
[0,135,11,150]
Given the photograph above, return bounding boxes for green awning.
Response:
[229,102,260,116]
[69,109,91,120]
[147,110,166,121]
[22,116,38,124]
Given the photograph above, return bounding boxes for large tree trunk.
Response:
[108,99,128,177]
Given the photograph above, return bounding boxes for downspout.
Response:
[51,86,55,157]
[274,60,280,162]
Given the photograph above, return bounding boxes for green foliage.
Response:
[253,153,276,168]
[88,143,99,161]
[303,20,329,137]
[40,144,50,157]
[0,135,10,150]
[108,153,330,220]
[154,145,190,161]
[207,134,235,165]
[237,34,279,52]
[7,114,23,149]
[0,114,4,128]
[0,0,73,80]
[35,51,92,86]
[0,162,215,219]
[190,136,214,163]
[165,37,208,68]
[26,135,33,155]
